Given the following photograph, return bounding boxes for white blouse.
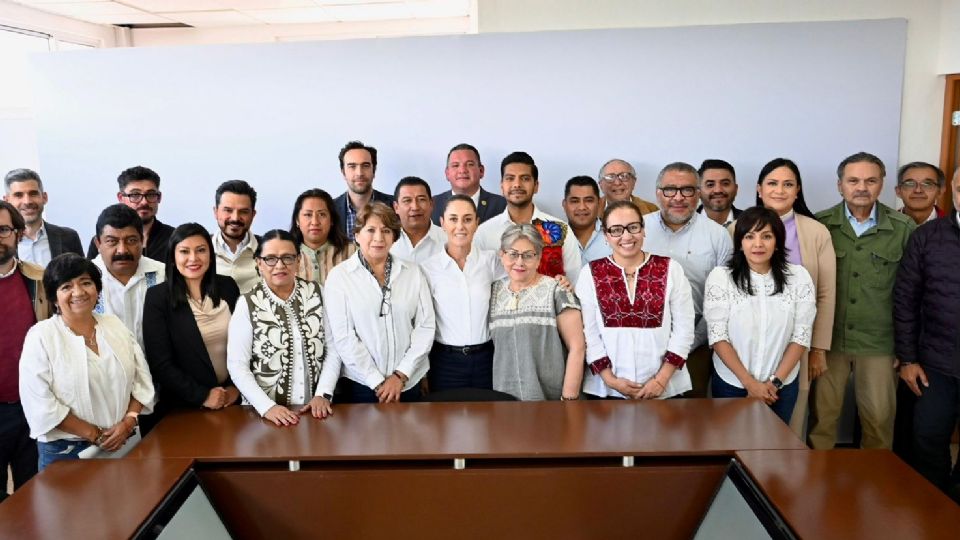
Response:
[704,264,816,388]
[576,256,695,399]
[420,247,504,347]
[19,314,155,442]
[324,253,436,391]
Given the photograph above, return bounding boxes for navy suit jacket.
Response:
[333,189,395,237]
[430,187,507,225]
[44,221,84,259]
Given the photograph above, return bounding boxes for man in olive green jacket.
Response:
[808,152,916,450]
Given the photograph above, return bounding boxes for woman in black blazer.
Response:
[142,223,241,434]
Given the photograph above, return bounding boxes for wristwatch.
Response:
[769,376,784,392]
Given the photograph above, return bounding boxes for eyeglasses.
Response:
[658,186,698,198]
[899,180,939,192]
[0,225,20,238]
[258,254,298,267]
[605,222,643,237]
[379,286,392,317]
[504,249,538,262]
[601,172,636,184]
[120,191,161,203]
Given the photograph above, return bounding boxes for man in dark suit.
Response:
[85,166,174,262]
[696,159,742,227]
[430,143,507,225]
[4,168,83,266]
[333,140,394,241]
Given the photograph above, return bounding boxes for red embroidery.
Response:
[589,356,612,375]
[663,351,686,369]
[538,246,565,278]
[589,256,669,328]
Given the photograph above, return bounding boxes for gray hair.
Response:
[4,168,43,192]
[598,158,636,181]
[837,151,886,180]
[499,223,543,254]
[656,162,700,187]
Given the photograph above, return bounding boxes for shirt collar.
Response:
[0,261,19,279]
[843,203,877,225]
[216,230,253,254]
[655,210,697,233]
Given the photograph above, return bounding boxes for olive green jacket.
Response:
[816,202,915,355]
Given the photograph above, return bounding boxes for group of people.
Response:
[1,141,958,504]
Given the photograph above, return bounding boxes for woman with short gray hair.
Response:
[488,224,585,401]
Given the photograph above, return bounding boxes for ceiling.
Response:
[8,0,472,27]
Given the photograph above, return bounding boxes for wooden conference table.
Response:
[1,399,958,539]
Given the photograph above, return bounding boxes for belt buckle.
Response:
[459,345,473,355]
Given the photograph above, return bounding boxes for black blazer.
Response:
[430,187,507,226]
[142,274,241,414]
[44,221,84,259]
[333,190,394,238]
[86,218,174,262]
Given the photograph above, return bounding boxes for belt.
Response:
[434,341,493,356]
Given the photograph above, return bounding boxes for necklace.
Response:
[507,277,540,310]
[67,322,97,348]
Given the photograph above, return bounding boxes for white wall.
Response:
[940,0,960,74]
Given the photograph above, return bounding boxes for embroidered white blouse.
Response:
[19,313,155,442]
[704,264,816,388]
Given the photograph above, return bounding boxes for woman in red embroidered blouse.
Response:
[574,201,696,399]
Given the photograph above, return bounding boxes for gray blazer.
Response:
[431,187,507,225]
[44,221,84,259]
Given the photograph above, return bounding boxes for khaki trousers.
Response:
[808,351,897,450]
[787,350,810,439]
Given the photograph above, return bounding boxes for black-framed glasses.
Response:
[120,191,161,203]
[658,186,698,198]
[601,172,636,184]
[0,225,20,238]
[258,254,298,267]
[899,180,939,192]
[605,222,643,237]
[504,249,538,262]
[379,286,392,317]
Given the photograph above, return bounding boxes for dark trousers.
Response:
[711,372,799,425]
[0,402,38,503]
[427,341,494,393]
[912,367,960,502]
[892,379,917,463]
[339,378,422,404]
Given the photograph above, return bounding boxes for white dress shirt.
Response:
[214,231,259,293]
[474,205,581,285]
[92,255,165,349]
[324,253,436,390]
[704,264,816,387]
[226,283,341,416]
[17,222,51,267]
[642,211,733,348]
[577,256,695,398]
[19,313,155,442]
[420,247,504,346]
[390,223,448,265]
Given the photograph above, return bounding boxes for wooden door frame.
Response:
[938,74,960,210]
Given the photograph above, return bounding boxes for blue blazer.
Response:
[431,187,507,225]
[333,189,395,237]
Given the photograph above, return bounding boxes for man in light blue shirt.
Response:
[642,162,734,398]
[562,175,611,267]
[3,168,83,266]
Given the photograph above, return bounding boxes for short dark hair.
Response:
[442,194,477,215]
[215,180,257,209]
[393,176,432,200]
[698,159,736,181]
[755,158,815,219]
[164,223,223,310]
[43,253,102,312]
[0,200,26,231]
[117,166,160,191]
[95,204,143,238]
[446,143,482,167]
[837,152,886,180]
[339,141,378,173]
[601,200,644,230]
[564,175,600,199]
[897,161,945,187]
[254,229,302,259]
[289,188,349,260]
[728,206,789,296]
[4,168,43,192]
[500,151,538,181]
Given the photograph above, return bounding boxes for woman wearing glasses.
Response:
[489,223,585,401]
[754,158,835,434]
[289,188,355,286]
[576,201,695,399]
[227,229,341,426]
[324,202,435,403]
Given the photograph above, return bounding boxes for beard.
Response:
[663,209,694,226]
[0,244,16,266]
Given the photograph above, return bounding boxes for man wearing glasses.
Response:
[86,166,173,262]
[642,162,733,398]
[596,159,659,215]
[895,162,946,225]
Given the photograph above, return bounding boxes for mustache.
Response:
[111,252,135,262]
[225,220,245,228]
